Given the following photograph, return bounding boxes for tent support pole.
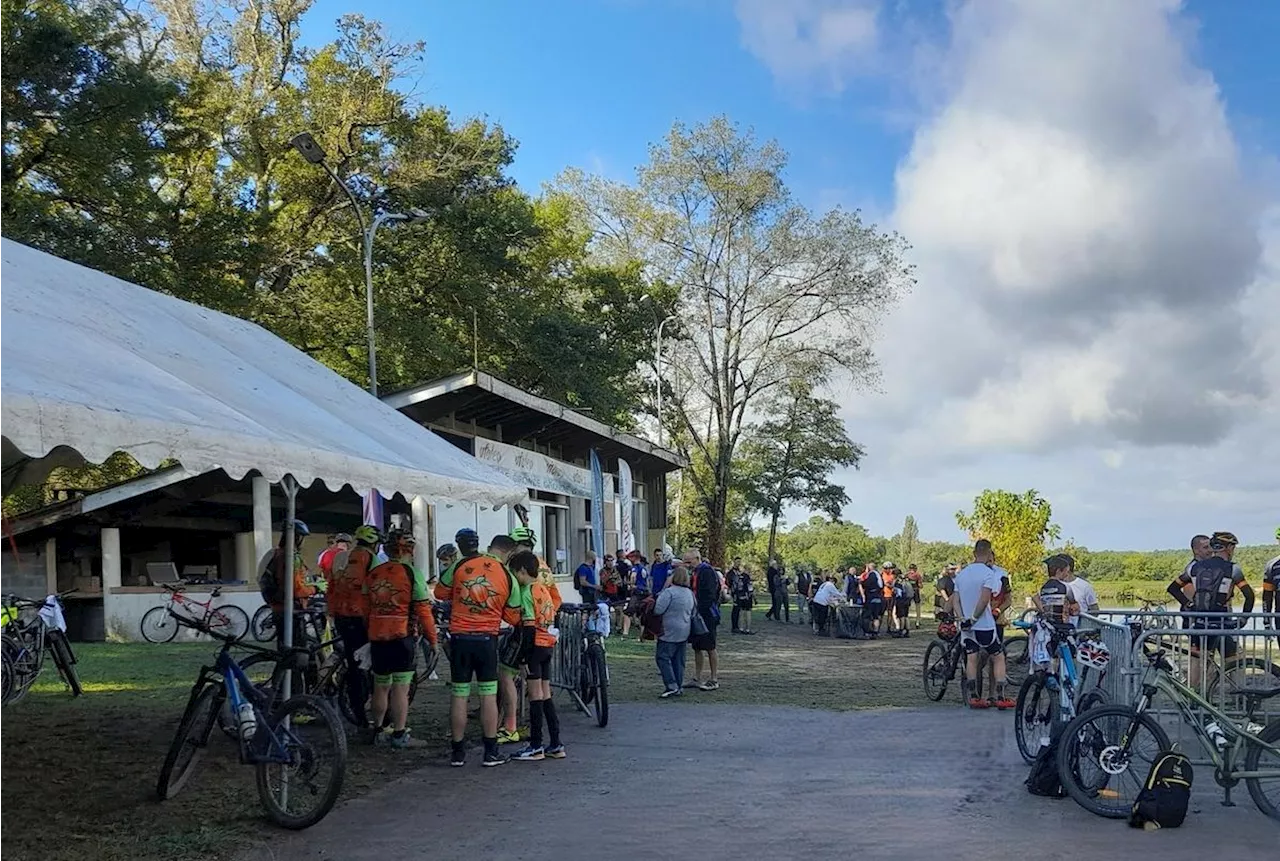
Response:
[281,476,298,700]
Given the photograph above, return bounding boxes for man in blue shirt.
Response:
[575,551,599,604]
[649,549,672,594]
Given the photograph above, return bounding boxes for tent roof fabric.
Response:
[0,239,528,506]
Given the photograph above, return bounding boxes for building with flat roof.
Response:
[5,371,683,640]
[383,370,685,575]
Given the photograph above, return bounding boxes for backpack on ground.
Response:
[1129,752,1192,829]
[1025,740,1067,798]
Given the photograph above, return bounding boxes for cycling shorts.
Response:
[963,627,1004,656]
[864,599,885,620]
[370,637,415,685]
[450,633,498,696]
[525,645,555,680]
[894,599,911,619]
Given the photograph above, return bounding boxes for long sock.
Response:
[529,699,545,748]
[543,697,562,747]
[483,736,498,757]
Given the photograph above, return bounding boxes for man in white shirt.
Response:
[1060,555,1099,625]
[949,539,1015,710]
[811,576,844,635]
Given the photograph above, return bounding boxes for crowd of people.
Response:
[260,520,568,766]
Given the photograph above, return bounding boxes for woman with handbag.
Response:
[653,565,696,697]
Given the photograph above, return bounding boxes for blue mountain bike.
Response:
[156,613,347,829]
[1013,619,1110,763]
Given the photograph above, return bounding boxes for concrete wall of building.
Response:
[1,548,49,596]
[104,587,264,642]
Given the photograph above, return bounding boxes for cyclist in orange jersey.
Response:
[327,525,381,729]
[365,530,437,748]
[434,527,521,767]
[512,551,566,761]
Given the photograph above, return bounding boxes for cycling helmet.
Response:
[352,524,381,546]
[1077,640,1112,670]
[280,519,309,545]
[937,620,959,641]
[455,527,480,553]
[510,525,536,546]
[334,532,353,544]
[436,543,458,561]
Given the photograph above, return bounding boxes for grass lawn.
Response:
[2,615,953,861]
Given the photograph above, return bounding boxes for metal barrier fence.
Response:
[550,607,585,693]
[1080,610,1280,768]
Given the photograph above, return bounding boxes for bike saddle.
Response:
[210,587,222,598]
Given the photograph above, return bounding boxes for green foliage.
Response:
[563,117,913,565]
[736,377,863,559]
[2,453,159,516]
[956,489,1061,583]
[0,1,649,432]
[896,515,920,569]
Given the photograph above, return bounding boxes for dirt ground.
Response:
[4,616,1274,861]
[236,701,1277,861]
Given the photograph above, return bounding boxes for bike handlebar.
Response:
[3,590,78,606]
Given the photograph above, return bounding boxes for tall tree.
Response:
[896,514,920,568]
[563,117,913,564]
[955,489,1061,582]
[1,0,177,280]
[737,377,863,562]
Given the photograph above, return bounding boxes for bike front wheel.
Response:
[47,630,82,696]
[1014,672,1052,764]
[1244,718,1280,819]
[251,605,276,642]
[1055,704,1171,818]
[208,604,250,641]
[255,694,348,830]
[922,640,951,702]
[587,643,609,727]
[1,647,13,705]
[157,683,223,800]
[141,606,179,643]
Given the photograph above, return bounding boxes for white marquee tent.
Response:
[0,238,527,507]
[1,239,529,649]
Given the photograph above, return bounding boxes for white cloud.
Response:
[734,0,880,91]
[753,0,1280,548]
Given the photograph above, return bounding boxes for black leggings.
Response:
[334,615,370,726]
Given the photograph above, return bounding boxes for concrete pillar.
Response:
[411,495,430,577]
[44,537,57,594]
[234,532,256,582]
[252,475,272,571]
[101,528,122,590]
[100,527,121,640]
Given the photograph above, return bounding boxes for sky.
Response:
[306,0,1280,551]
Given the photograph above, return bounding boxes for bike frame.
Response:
[186,642,304,765]
[1132,663,1280,782]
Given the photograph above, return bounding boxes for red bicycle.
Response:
[140,585,249,643]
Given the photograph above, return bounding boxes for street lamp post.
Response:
[654,314,678,448]
[289,132,427,397]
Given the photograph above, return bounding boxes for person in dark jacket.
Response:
[726,557,744,632]
[794,569,813,624]
[685,550,721,691]
[764,562,782,621]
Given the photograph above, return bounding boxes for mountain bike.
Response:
[1057,643,1280,819]
[156,612,346,829]
[2,592,82,702]
[140,584,249,643]
[922,613,987,708]
[558,603,609,727]
[1012,620,1110,763]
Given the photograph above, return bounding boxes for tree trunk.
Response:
[767,509,781,563]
